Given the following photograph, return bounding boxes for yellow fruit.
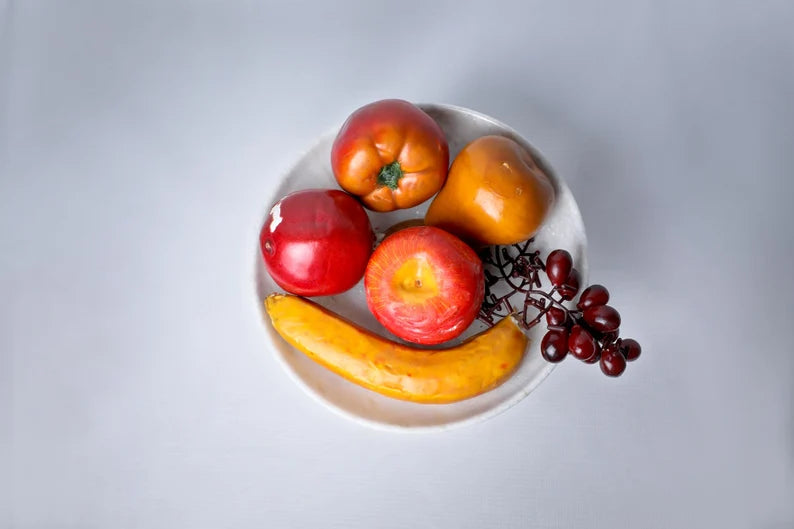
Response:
[425,135,555,246]
[265,294,528,404]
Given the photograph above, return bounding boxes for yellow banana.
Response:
[265,293,528,404]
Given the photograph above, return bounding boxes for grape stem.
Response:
[491,241,531,293]
[479,239,556,330]
[479,241,578,332]
[480,241,639,372]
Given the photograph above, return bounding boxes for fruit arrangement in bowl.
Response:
[255,100,641,430]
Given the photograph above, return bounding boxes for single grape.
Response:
[558,268,581,301]
[600,344,626,377]
[619,338,641,361]
[568,324,597,361]
[583,305,621,333]
[545,306,567,327]
[546,250,573,287]
[577,284,610,310]
[541,330,569,363]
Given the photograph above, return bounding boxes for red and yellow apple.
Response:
[364,226,484,345]
[260,189,374,296]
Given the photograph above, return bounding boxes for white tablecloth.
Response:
[3,1,793,527]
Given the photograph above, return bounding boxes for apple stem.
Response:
[377,161,403,190]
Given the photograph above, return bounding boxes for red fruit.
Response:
[568,324,597,361]
[600,344,627,377]
[584,346,602,364]
[558,267,581,301]
[620,338,642,361]
[541,329,569,363]
[260,189,374,296]
[545,306,567,327]
[577,284,610,310]
[582,305,621,333]
[545,249,573,287]
[331,99,449,212]
[364,226,484,345]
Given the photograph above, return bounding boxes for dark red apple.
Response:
[364,226,484,345]
[260,189,374,296]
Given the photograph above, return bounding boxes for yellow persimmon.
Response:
[425,135,555,246]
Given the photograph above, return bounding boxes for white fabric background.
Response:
[2,1,793,527]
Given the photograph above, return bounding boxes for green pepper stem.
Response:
[376,161,403,190]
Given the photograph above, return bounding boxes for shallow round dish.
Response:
[254,103,587,432]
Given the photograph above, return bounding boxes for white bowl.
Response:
[254,103,588,432]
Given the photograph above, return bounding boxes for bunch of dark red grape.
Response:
[477,241,641,377]
[541,249,641,376]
